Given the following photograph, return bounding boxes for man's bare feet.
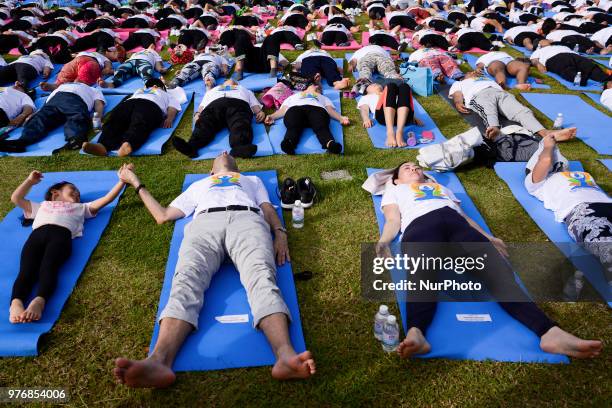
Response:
[205,76,215,89]
[82,142,108,156]
[117,142,132,157]
[98,79,113,88]
[271,350,316,380]
[39,82,54,92]
[397,327,431,359]
[113,357,176,388]
[396,133,407,147]
[540,326,602,359]
[333,78,350,90]
[541,127,577,142]
[515,83,532,91]
[9,299,25,323]
[22,296,45,323]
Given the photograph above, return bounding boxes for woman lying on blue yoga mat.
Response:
[376,161,603,359]
[8,166,128,324]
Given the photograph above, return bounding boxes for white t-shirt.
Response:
[591,26,612,46]
[546,29,581,42]
[357,93,379,114]
[349,45,388,62]
[77,51,110,69]
[169,173,270,218]
[129,87,182,115]
[323,24,350,35]
[469,16,490,31]
[600,88,612,111]
[456,27,479,39]
[525,171,612,222]
[271,26,298,36]
[167,14,188,25]
[531,45,576,65]
[504,24,538,41]
[128,49,163,66]
[29,201,95,238]
[135,28,160,37]
[295,49,332,63]
[0,86,35,119]
[281,92,333,110]
[279,11,303,23]
[381,182,462,233]
[367,3,385,11]
[0,55,6,67]
[47,82,105,111]
[131,14,153,23]
[98,28,119,38]
[476,51,514,68]
[198,84,261,110]
[448,77,502,105]
[13,54,53,74]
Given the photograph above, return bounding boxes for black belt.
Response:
[197,205,260,216]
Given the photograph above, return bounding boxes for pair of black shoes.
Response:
[280,177,316,209]
[280,139,342,155]
[172,137,258,159]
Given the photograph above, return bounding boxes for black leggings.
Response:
[283,13,308,29]
[328,17,354,29]
[178,30,209,48]
[300,56,342,86]
[220,30,295,72]
[71,32,116,52]
[369,33,399,49]
[389,15,419,30]
[11,224,72,303]
[122,33,156,51]
[547,53,611,85]
[321,31,349,46]
[233,15,261,27]
[99,98,163,151]
[427,19,455,32]
[37,20,71,34]
[420,34,450,50]
[120,18,150,28]
[369,7,386,20]
[0,108,9,127]
[197,15,218,28]
[400,206,557,338]
[283,105,334,149]
[84,19,116,32]
[374,83,414,125]
[73,9,100,21]
[0,34,21,54]
[456,32,494,51]
[514,31,543,47]
[555,35,600,53]
[0,63,38,86]
[447,11,468,24]
[155,17,184,30]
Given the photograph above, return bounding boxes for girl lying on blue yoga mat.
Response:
[8,166,128,324]
[376,161,603,359]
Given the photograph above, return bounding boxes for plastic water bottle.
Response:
[552,113,563,130]
[573,71,582,87]
[292,200,304,229]
[573,43,580,53]
[373,305,390,340]
[92,112,101,130]
[563,270,584,301]
[382,315,400,352]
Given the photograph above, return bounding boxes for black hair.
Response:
[541,18,556,36]
[391,162,409,185]
[145,78,166,91]
[45,181,76,201]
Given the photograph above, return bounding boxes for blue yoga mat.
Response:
[494,161,612,307]
[268,91,344,155]
[582,92,611,113]
[521,93,612,155]
[190,93,274,160]
[366,167,568,363]
[357,97,446,149]
[600,159,612,172]
[82,93,193,156]
[0,171,124,357]
[99,62,172,94]
[237,72,277,91]
[463,54,550,89]
[148,171,306,371]
[1,94,126,157]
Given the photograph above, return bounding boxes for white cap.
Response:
[379,305,389,314]
[294,200,302,206]
[387,315,396,324]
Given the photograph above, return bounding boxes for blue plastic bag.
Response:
[400,64,434,96]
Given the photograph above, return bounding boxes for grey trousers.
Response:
[169,60,219,88]
[357,53,402,80]
[160,211,291,329]
[469,87,545,134]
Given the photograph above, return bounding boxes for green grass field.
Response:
[0,22,611,407]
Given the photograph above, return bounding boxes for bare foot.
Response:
[333,78,350,90]
[98,79,113,88]
[117,142,132,157]
[397,327,431,359]
[271,350,316,380]
[82,142,108,156]
[386,131,397,147]
[40,81,52,91]
[396,133,407,147]
[22,296,45,323]
[543,127,577,142]
[113,357,176,388]
[9,299,25,323]
[205,76,215,89]
[540,326,602,359]
[515,83,532,91]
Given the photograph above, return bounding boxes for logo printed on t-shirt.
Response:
[299,92,320,100]
[411,183,447,201]
[211,173,241,188]
[561,172,600,191]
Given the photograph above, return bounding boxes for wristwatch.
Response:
[274,227,288,234]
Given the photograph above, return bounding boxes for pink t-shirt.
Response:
[29,201,95,238]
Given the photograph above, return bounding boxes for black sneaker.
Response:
[296,177,316,208]
[65,137,86,150]
[280,178,299,210]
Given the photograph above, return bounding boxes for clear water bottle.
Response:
[573,43,580,53]
[292,200,304,229]
[553,113,563,130]
[382,315,400,352]
[573,71,582,87]
[92,112,101,130]
[563,270,584,301]
[373,305,389,341]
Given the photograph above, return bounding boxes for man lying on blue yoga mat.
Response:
[376,161,603,359]
[525,135,612,286]
[113,153,315,388]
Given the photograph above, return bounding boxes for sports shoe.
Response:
[296,177,316,208]
[280,178,299,209]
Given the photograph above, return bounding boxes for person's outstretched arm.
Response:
[163,107,178,128]
[10,170,43,216]
[88,165,130,215]
[531,134,555,184]
[376,204,402,258]
[360,105,373,128]
[451,90,469,113]
[260,202,290,265]
[325,104,350,125]
[9,105,34,127]
[94,99,105,118]
[457,207,509,258]
[264,105,288,124]
[119,165,185,224]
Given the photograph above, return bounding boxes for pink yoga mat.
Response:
[317,32,361,50]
